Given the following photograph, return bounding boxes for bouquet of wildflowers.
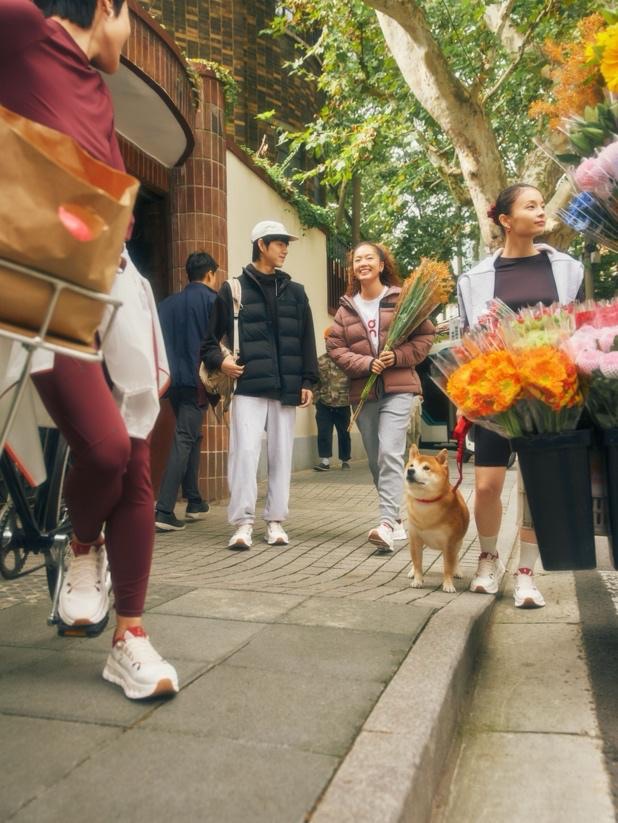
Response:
[565,297,618,428]
[430,301,585,438]
[349,258,452,428]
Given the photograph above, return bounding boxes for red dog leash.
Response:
[451,416,471,494]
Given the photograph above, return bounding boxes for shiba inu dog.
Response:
[405,445,469,593]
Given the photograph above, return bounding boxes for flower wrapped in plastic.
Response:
[566,297,618,428]
[430,301,585,438]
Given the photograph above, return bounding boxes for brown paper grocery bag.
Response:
[0,104,139,349]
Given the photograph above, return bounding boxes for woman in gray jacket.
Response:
[457,184,583,609]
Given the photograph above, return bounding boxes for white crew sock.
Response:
[518,540,539,573]
[478,534,499,557]
[320,458,330,467]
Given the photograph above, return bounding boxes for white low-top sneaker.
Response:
[469,551,503,595]
[265,522,289,545]
[392,520,407,542]
[102,627,179,700]
[58,537,110,636]
[368,523,394,551]
[228,524,253,550]
[513,568,545,608]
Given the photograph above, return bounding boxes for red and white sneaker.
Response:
[469,551,503,595]
[513,567,545,609]
[102,627,179,700]
[57,535,110,637]
[368,523,394,551]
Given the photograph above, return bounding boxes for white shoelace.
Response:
[66,550,102,592]
[120,634,162,668]
[476,553,500,579]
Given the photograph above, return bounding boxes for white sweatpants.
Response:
[227,394,296,526]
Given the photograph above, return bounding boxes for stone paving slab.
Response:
[225,623,414,682]
[141,663,384,756]
[279,595,433,635]
[0,715,121,822]
[151,587,306,622]
[9,729,338,823]
[442,732,614,823]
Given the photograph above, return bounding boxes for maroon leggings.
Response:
[32,354,154,616]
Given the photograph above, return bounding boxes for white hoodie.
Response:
[457,243,584,327]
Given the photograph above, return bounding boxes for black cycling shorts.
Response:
[473,425,512,468]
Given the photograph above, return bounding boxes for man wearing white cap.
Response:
[201,220,319,549]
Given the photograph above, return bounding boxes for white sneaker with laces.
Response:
[228,524,253,549]
[58,539,110,634]
[265,522,289,545]
[469,551,503,595]
[102,627,179,700]
[392,520,407,542]
[513,568,545,608]
[368,523,394,551]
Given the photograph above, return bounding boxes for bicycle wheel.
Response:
[0,497,27,578]
[42,434,71,598]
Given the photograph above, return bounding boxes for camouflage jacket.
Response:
[314,353,350,407]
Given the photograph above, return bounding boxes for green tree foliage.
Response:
[262,0,599,276]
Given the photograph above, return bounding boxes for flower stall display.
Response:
[568,297,618,564]
[430,301,595,571]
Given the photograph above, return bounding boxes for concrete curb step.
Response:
[309,591,498,823]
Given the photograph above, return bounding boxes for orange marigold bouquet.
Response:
[430,301,585,438]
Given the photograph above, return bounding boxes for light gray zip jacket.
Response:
[457,243,584,327]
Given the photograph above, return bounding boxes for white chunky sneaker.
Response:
[58,536,110,636]
[469,551,503,595]
[265,522,289,546]
[368,522,394,551]
[392,520,407,542]
[102,627,179,700]
[228,524,253,550]
[513,568,545,609]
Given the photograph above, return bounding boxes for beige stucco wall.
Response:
[226,149,364,473]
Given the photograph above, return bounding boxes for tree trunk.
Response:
[367,0,507,251]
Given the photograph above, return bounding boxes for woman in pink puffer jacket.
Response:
[327,242,434,551]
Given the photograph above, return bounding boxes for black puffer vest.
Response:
[236,268,308,406]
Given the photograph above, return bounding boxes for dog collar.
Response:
[415,494,445,503]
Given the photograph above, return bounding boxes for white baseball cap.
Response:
[250,220,299,243]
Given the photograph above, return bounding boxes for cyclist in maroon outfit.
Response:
[0,0,178,700]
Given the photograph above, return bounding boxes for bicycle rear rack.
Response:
[0,256,122,457]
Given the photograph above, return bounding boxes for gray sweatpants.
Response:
[355,392,415,528]
[227,394,296,526]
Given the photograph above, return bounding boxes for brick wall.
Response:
[142,0,319,152]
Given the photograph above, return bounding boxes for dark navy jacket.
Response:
[158,282,217,390]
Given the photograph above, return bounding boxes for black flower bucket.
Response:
[511,429,596,571]
[603,428,618,569]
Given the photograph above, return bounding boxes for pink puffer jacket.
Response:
[326,285,435,403]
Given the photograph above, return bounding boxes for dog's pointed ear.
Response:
[436,448,449,464]
[408,444,419,461]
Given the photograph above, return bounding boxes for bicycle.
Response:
[0,256,120,632]
[0,428,71,626]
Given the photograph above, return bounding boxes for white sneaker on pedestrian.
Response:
[228,524,253,550]
[102,627,179,700]
[58,537,110,636]
[368,523,394,551]
[469,551,503,595]
[392,520,407,541]
[513,568,545,608]
[265,522,289,546]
